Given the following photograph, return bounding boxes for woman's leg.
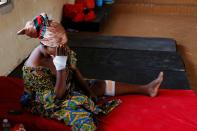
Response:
[90,72,164,97]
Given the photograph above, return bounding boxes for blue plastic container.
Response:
[96,0,103,7]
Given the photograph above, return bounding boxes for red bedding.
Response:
[0,76,197,131]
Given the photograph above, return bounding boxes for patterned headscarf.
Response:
[17,13,67,47]
[33,13,49,39]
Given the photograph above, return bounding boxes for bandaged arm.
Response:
[53,56,68,70]
[53,56,69,99]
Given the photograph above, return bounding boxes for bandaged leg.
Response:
[104,80,115,96]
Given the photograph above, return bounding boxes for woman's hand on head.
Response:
[53,44,68,71]
[56,44,68,56]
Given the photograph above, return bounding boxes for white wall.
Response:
[0,0,74,75]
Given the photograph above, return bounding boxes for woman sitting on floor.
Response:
[17,13,163,131]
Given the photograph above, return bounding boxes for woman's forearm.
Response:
[55,69,69,99]
[72,68,96,97]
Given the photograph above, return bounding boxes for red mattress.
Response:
[0,76,197,131]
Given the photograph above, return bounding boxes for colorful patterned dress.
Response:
[22,49,121,131]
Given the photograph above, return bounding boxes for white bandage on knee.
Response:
[53,56,68,70]
[104,80,115,96]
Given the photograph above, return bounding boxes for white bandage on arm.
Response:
[53,56,68,70]
[104,80,116,96]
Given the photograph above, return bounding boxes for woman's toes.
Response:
[149,72,164,97]
[149,83,160,97]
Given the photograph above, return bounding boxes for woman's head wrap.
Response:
[17,13,67,47]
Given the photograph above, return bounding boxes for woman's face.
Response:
[46,46,56,57]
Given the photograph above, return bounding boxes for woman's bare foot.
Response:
[145,72,164,97]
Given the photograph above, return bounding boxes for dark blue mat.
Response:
[69,35,190,89]
[68,35,177,52]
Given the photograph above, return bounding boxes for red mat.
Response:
[0,76,197,131]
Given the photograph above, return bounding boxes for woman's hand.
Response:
[53,45,68,71]
[56,44,68,56]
